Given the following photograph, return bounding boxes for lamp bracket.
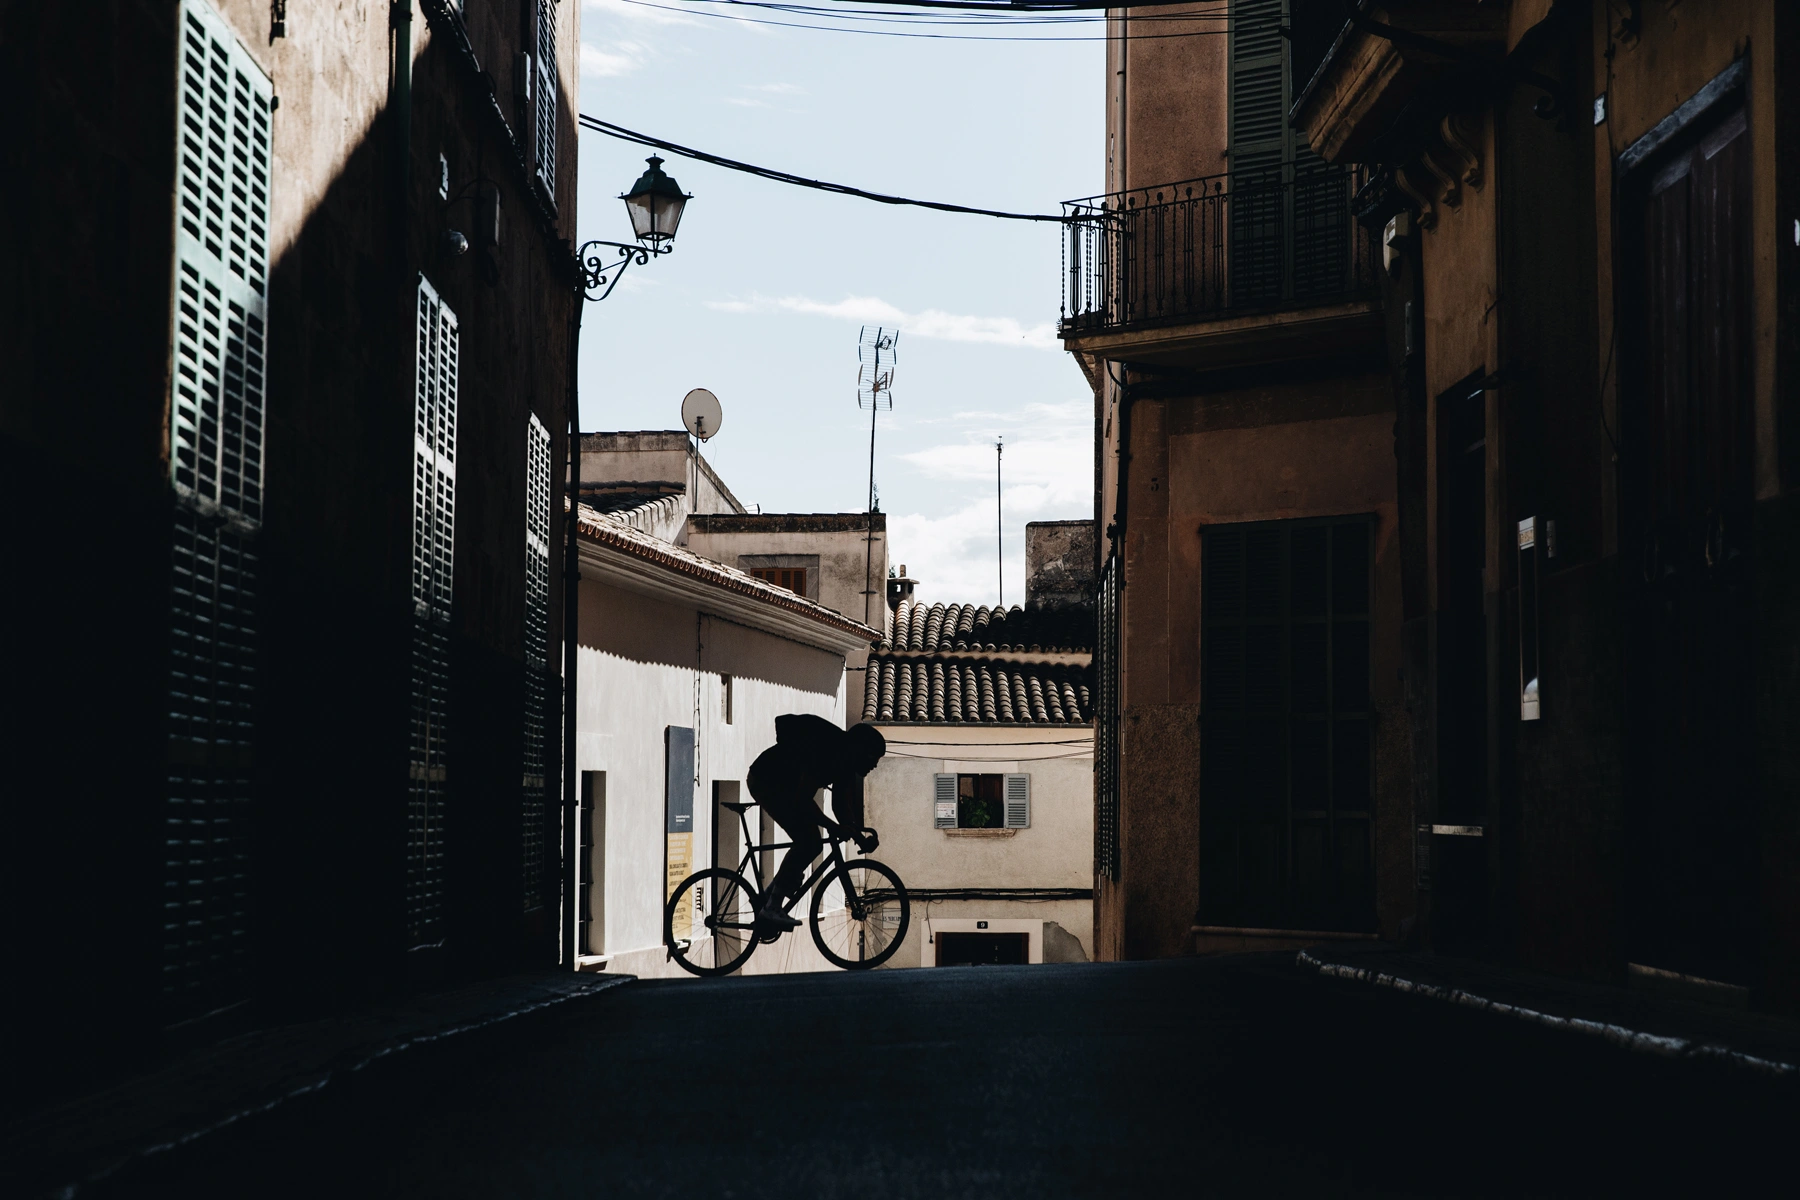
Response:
[575,237,673,304]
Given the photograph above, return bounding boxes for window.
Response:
[934,773,1030,830]
[530,0,558,203]
[750,566,807,594]
[408,276,458,948]
[1199,516,1374,932]
[720,673,733,724]
[163,0,272,1023]
[522,413,551,912]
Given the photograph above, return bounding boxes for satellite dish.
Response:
[681,388,723,441]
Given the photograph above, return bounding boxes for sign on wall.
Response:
[666,726,696,941]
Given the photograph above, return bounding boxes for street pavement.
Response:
[96,954,1793,1197]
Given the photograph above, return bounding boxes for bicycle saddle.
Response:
[720,800,757,814]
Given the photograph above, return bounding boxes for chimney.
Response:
[886,563,917,612]
[1024,521,1096,611]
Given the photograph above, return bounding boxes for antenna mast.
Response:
[996,436,1004,607]
[857,326,898,627]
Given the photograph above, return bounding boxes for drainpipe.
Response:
[1106,362,1134,579]
[392,2,412,202]
[563,300,583,968]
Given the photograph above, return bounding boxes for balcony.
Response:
[1059,163,1380,369]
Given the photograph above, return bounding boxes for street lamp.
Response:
[564,155,693,968]
[576,155,692,302]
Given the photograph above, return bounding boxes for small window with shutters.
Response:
[934,773,1030,830]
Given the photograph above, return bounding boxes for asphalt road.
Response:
[102,955,1793,1197]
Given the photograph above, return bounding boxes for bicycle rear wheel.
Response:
[809,858,910,970]
[665,867,760,978]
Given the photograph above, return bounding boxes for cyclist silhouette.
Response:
[746,714,886,934]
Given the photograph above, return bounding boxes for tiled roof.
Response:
[862,655,1093,725]
[877,599,1093,653]
[573,502,881,641]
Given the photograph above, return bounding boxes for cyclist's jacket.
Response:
[749,713,866,831]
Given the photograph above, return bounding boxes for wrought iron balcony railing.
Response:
[1060,163,1377,338]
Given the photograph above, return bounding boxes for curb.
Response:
[1295,949,1797,1082]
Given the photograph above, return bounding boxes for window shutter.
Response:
[1004,774,1031,829]
[162,0,272,1025]
[522,412,552,911]
[532,0,559,204]
[408,275,458,948]
[172,0,272,520]
[933,773,958,829]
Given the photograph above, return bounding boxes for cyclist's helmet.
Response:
[845,723,887,775]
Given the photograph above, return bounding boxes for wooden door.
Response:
[1623,105,1758,985]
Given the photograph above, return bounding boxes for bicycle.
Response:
[663,798,911,977]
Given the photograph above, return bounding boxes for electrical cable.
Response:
[578,112,1069,221]
[616,0,1229,40]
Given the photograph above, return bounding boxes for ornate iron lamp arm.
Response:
[575,238,673,304]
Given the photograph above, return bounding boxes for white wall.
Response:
[862,726,1095,962]
[576,577,847,968]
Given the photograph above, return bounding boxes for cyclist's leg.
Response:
[759,794,821,913]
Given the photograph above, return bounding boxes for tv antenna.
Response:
[857,327,898,627]
[996,436,1003,607]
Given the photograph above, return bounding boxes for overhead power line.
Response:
[619,0,1231,41]
[578,113,1068,222]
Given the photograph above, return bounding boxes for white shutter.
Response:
[172,0,273,523]
[933,773,958,829]
[163,0,271,1020]
[522,413,552,910]
[532,0,559,204]
[1004,773,1031,829]
[408,275,458,947]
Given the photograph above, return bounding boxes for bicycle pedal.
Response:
[757,932,781,945]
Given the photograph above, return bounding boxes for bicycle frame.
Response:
[705,802,866,933]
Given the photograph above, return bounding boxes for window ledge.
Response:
[944,828,1019,839]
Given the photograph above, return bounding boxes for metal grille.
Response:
[162,0,271,1024]
[1095,555,1121,879]
[522,412,551,911]
[409,277,458,947]
[533,0,558,201]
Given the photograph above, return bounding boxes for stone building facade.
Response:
[4,0,583,1099]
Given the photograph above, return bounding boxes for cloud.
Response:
[745,82,806,95]
[705,293,1059,349]
[884,403,1092,605]
[582,0,699,27]
[581,40,645,78]
[724,97,769,108]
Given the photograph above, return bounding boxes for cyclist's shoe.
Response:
[753,909,800,935]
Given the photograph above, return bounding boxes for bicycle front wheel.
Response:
[665,867,760,978]
[809,858,910,970]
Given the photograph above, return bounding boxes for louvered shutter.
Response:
[408,276,458,948]
[162,0,272,1025]
[532,0,559,204]
[933,773,958,829]
[172,0,272,520]
[522,413,552,911]
[1004,774,1031,829]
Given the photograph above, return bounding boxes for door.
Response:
[1199,516,1375,932]
[1623,104,1758,985]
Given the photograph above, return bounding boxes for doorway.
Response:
[1621,101,1758,986]
[1435,377,1489,951]
[936,932,1029,966]
[580,772,605,957]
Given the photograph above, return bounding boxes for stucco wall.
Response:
[861,726,1096,963]
[576,578,846,966]
[1110,6,1230,193]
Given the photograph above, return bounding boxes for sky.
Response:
[573,0,1104,609]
